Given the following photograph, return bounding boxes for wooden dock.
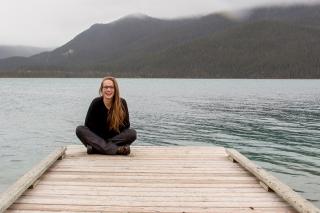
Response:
[0,145,319,213]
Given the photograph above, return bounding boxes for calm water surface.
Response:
[0,78,319,207]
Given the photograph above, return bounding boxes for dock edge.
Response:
[0,146,66,212]
[226,148,320,213]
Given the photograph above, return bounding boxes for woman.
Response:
[76,76,136,155]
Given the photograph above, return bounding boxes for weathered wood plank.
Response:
[28,184,268,192]
[52,165,245,170]
[66,145,226,151]
[37,180,263,188]
[48,169,248,174]
[46,171,252,177]
[7,203,297,213]
[0,147,66,213]
[41,173,257,180]
[51,162,247,167]
[226,149,320,213]
[14,196,291,208]
[23,189,278,198]
[17,193,285,202]
[53,160,247,165]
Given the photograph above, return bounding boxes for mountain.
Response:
[118,21,320,78]
[0,45,52,59]
[0,4,320,78]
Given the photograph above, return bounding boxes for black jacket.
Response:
[85,97,130,140]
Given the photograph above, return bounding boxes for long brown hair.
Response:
[99,76,125,132]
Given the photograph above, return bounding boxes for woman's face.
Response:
[102,79,115,100]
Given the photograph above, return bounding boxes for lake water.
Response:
[0,78,319,207]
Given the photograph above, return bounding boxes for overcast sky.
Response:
[0,0,319,48]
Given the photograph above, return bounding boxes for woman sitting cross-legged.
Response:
[76,76,137,155]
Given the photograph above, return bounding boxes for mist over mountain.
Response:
[0,45,52,59]
[0,4,319,78]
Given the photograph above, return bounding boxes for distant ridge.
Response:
[0,45,52,59]
[0,4,319,78]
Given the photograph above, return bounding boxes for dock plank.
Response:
[7,204,298,213]
[4,145,306,212]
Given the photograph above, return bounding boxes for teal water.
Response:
[0,78,319,207]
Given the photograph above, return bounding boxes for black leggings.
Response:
[76,125,137,155]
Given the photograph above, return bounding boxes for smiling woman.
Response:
[75,76,137,155]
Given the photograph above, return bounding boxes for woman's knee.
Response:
[76,125,86,138]
[128,128,137,142]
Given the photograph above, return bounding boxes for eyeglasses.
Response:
[102,86,114,90]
